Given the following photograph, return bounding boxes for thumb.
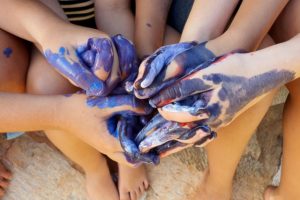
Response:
[87,95,153,116]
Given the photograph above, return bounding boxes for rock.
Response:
[0,104,284,200]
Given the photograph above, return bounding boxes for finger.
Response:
[176,125,212,144]
[143,180,149,190]
[117,118,159,165]
[154,140,191,157]
[86,95,153,116]
[149,76,213,108]
[194,131,217,147]
[138,121,188,153]
[135,114,166,144]
[139,42,196,89]
[111,34,138,80]
[44,47,105,96]
[158,103,208,123]
[88,38,114,81]
[80,49,96,67]
[167,42,215,76]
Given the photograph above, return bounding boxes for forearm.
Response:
[241,34,300,79]
[180,0,239,42]
[0,93,63,132]
[207,0,289,55]
[135,0,172,58]
[0,0,69,47]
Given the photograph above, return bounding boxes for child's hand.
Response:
[149,53,295,129]
[133,42,215,99]
[135,114,216,158]
[41,26,137,96]
[60,93,153,166]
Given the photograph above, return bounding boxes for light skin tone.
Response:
[134,0,289,199]
[0,0,142,200]
[0,28,29,196]
[93,1,179,199]
[264,0,300,199]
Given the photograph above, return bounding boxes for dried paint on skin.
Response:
[3,48,12,58]
[150,55,295,128]
[134,42,215,99]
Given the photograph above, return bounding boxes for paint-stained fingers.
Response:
[167,42,215,75]
[111,34,138,80]
[149,78,213,108]
[135,42,197,89]
[138,121,188,153]
[176,125,212,144]
[158,104,209,123]
[134,114,166,144]
[155,141,192,158]
[44,48,105,96]
[86,95,153,116]
[194,131,217,147]
[88,38,114,81]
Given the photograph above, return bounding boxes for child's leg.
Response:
[192,35,276,200]
[94,0,134,40]
[0,29,29,196]
[27,1,119,199]
[264,0,300,199]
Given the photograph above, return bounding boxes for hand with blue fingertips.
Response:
[135,113,216,158]
[62,93,154,166]
[149,52,295,130]
[43,31,138,96]
[133,41,215,99]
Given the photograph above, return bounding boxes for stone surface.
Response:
[0,104,284,200]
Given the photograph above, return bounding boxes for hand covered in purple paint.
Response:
[41,26,137,96]
[150,53,295,129]
[60,93,153,166]
[133,41,215,99]
[135,113,216,158]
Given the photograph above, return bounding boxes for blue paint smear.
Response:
[3,48,12,58]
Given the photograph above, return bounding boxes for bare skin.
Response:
[24,1,120,200]
[134,1,288,199]
[94,1,179,199]
[264,0,300,199]
[0,27,29,197]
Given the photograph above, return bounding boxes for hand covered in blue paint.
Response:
[150,53,295,129]
[135,114,216,157]
[133,41,215,99]
[42,27,137,96]
[60,93,153,166]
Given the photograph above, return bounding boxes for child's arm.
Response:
[0,92,151,166]
[180,0,239,42]
[206,0,289,55]
[0,0,125,96]
[135,0,172,58]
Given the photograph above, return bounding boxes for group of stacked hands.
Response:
[45,34,238,165]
